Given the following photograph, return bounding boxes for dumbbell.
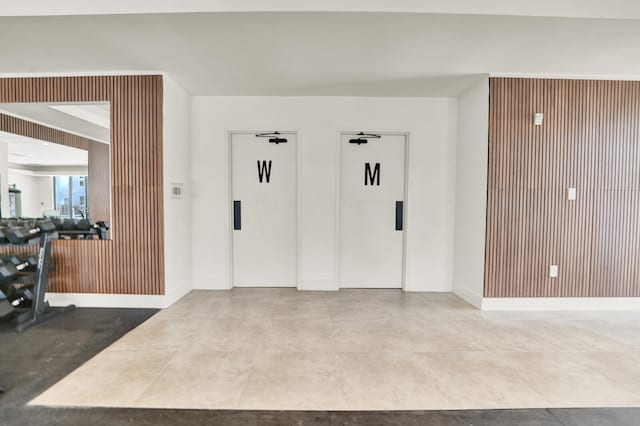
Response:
[77,219,95,230]
[70,219,109,238]
[50,217,65,230]
[2,254,38,270]
[96,221,110,239]
[0,261,35,304]
[0,222,38,244]
[0,263,21,298]
[7,220,56,244]
[62,219,79,230]
[61,218,93,230]
[0,219,17,228]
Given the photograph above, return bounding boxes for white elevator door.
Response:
[339,133,406,288]
[231,132,297,287]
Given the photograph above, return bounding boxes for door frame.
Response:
[227,129,302,289]
[334,130,411,290]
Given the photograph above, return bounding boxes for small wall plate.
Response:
[170,182,184,199]
[534,113,544,126]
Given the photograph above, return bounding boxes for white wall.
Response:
[7,172,54,217]
[191,96,457,291]
[162,74,193,304]
[37,176,54,212]
[8,172,36,216]
[452,77,489,308]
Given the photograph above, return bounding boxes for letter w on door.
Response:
[364,162,380,186]
[257,160,272,183]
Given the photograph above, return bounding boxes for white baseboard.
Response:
[404,279,452,293]
[47,293,170,309]
[299,278,338,291]
[453,286,483,309]
[192,279,231,290]
[482,297,640,311]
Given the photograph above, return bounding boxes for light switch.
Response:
[568,187,577,201]
[550,265,558,278]
[534,113,544,126]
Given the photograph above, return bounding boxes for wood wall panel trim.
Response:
[486,77,640,298]
[0,112,93,150]
[0,75,164,295]
[88,141,111,225]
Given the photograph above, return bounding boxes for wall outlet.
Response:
[568,187,577,200]
[534,113,544,126]
[550,264,558,278]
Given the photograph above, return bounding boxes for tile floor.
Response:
[30,289,640,410]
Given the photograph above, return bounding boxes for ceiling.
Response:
[3,0,640,20]
[1,12,640,96]
[0,131,88,167]
[49,104,110,130]
[0,103,110,144]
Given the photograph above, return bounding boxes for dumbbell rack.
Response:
[11,231,75,332]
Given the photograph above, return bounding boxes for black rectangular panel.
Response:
[233,200,241,230]
[395,201,403,231]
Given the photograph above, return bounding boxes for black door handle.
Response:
[395,201,403,231]
[234,200,241,230]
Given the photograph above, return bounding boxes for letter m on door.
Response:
[257,160,272,183]
[364,162,380,186]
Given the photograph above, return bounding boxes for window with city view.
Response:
[53,176,89,219]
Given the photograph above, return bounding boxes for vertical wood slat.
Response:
[0,76,164,295]
[0,113,91,150]
[87,141,111,229]
[486,77,640,298]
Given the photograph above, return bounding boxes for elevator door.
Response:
[339,133,406,288]
[231,132,297,287]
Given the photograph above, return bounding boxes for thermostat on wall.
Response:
[170,183,184,199]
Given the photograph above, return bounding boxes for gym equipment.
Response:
[57,218,97,231]
[0,298,13,319]
[0,216,107,332]
[54,219,109,240]
[7,220,56,244]
[50,217,65,229]
[14,231,74,332]
[0,223,75,332]
[0,255,37,301]
[77,219,93,230]
[3,253,38,270]
[0,294,10,393]
[0,262,21,285]
[62,219,79,230]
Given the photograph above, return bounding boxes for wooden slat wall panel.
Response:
[0,76,164,295]
[0,112,90,150]
[486,78,640,298]
[590,191,640,296]
[88,140,111,225]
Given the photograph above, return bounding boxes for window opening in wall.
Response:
[53,176,89,219]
